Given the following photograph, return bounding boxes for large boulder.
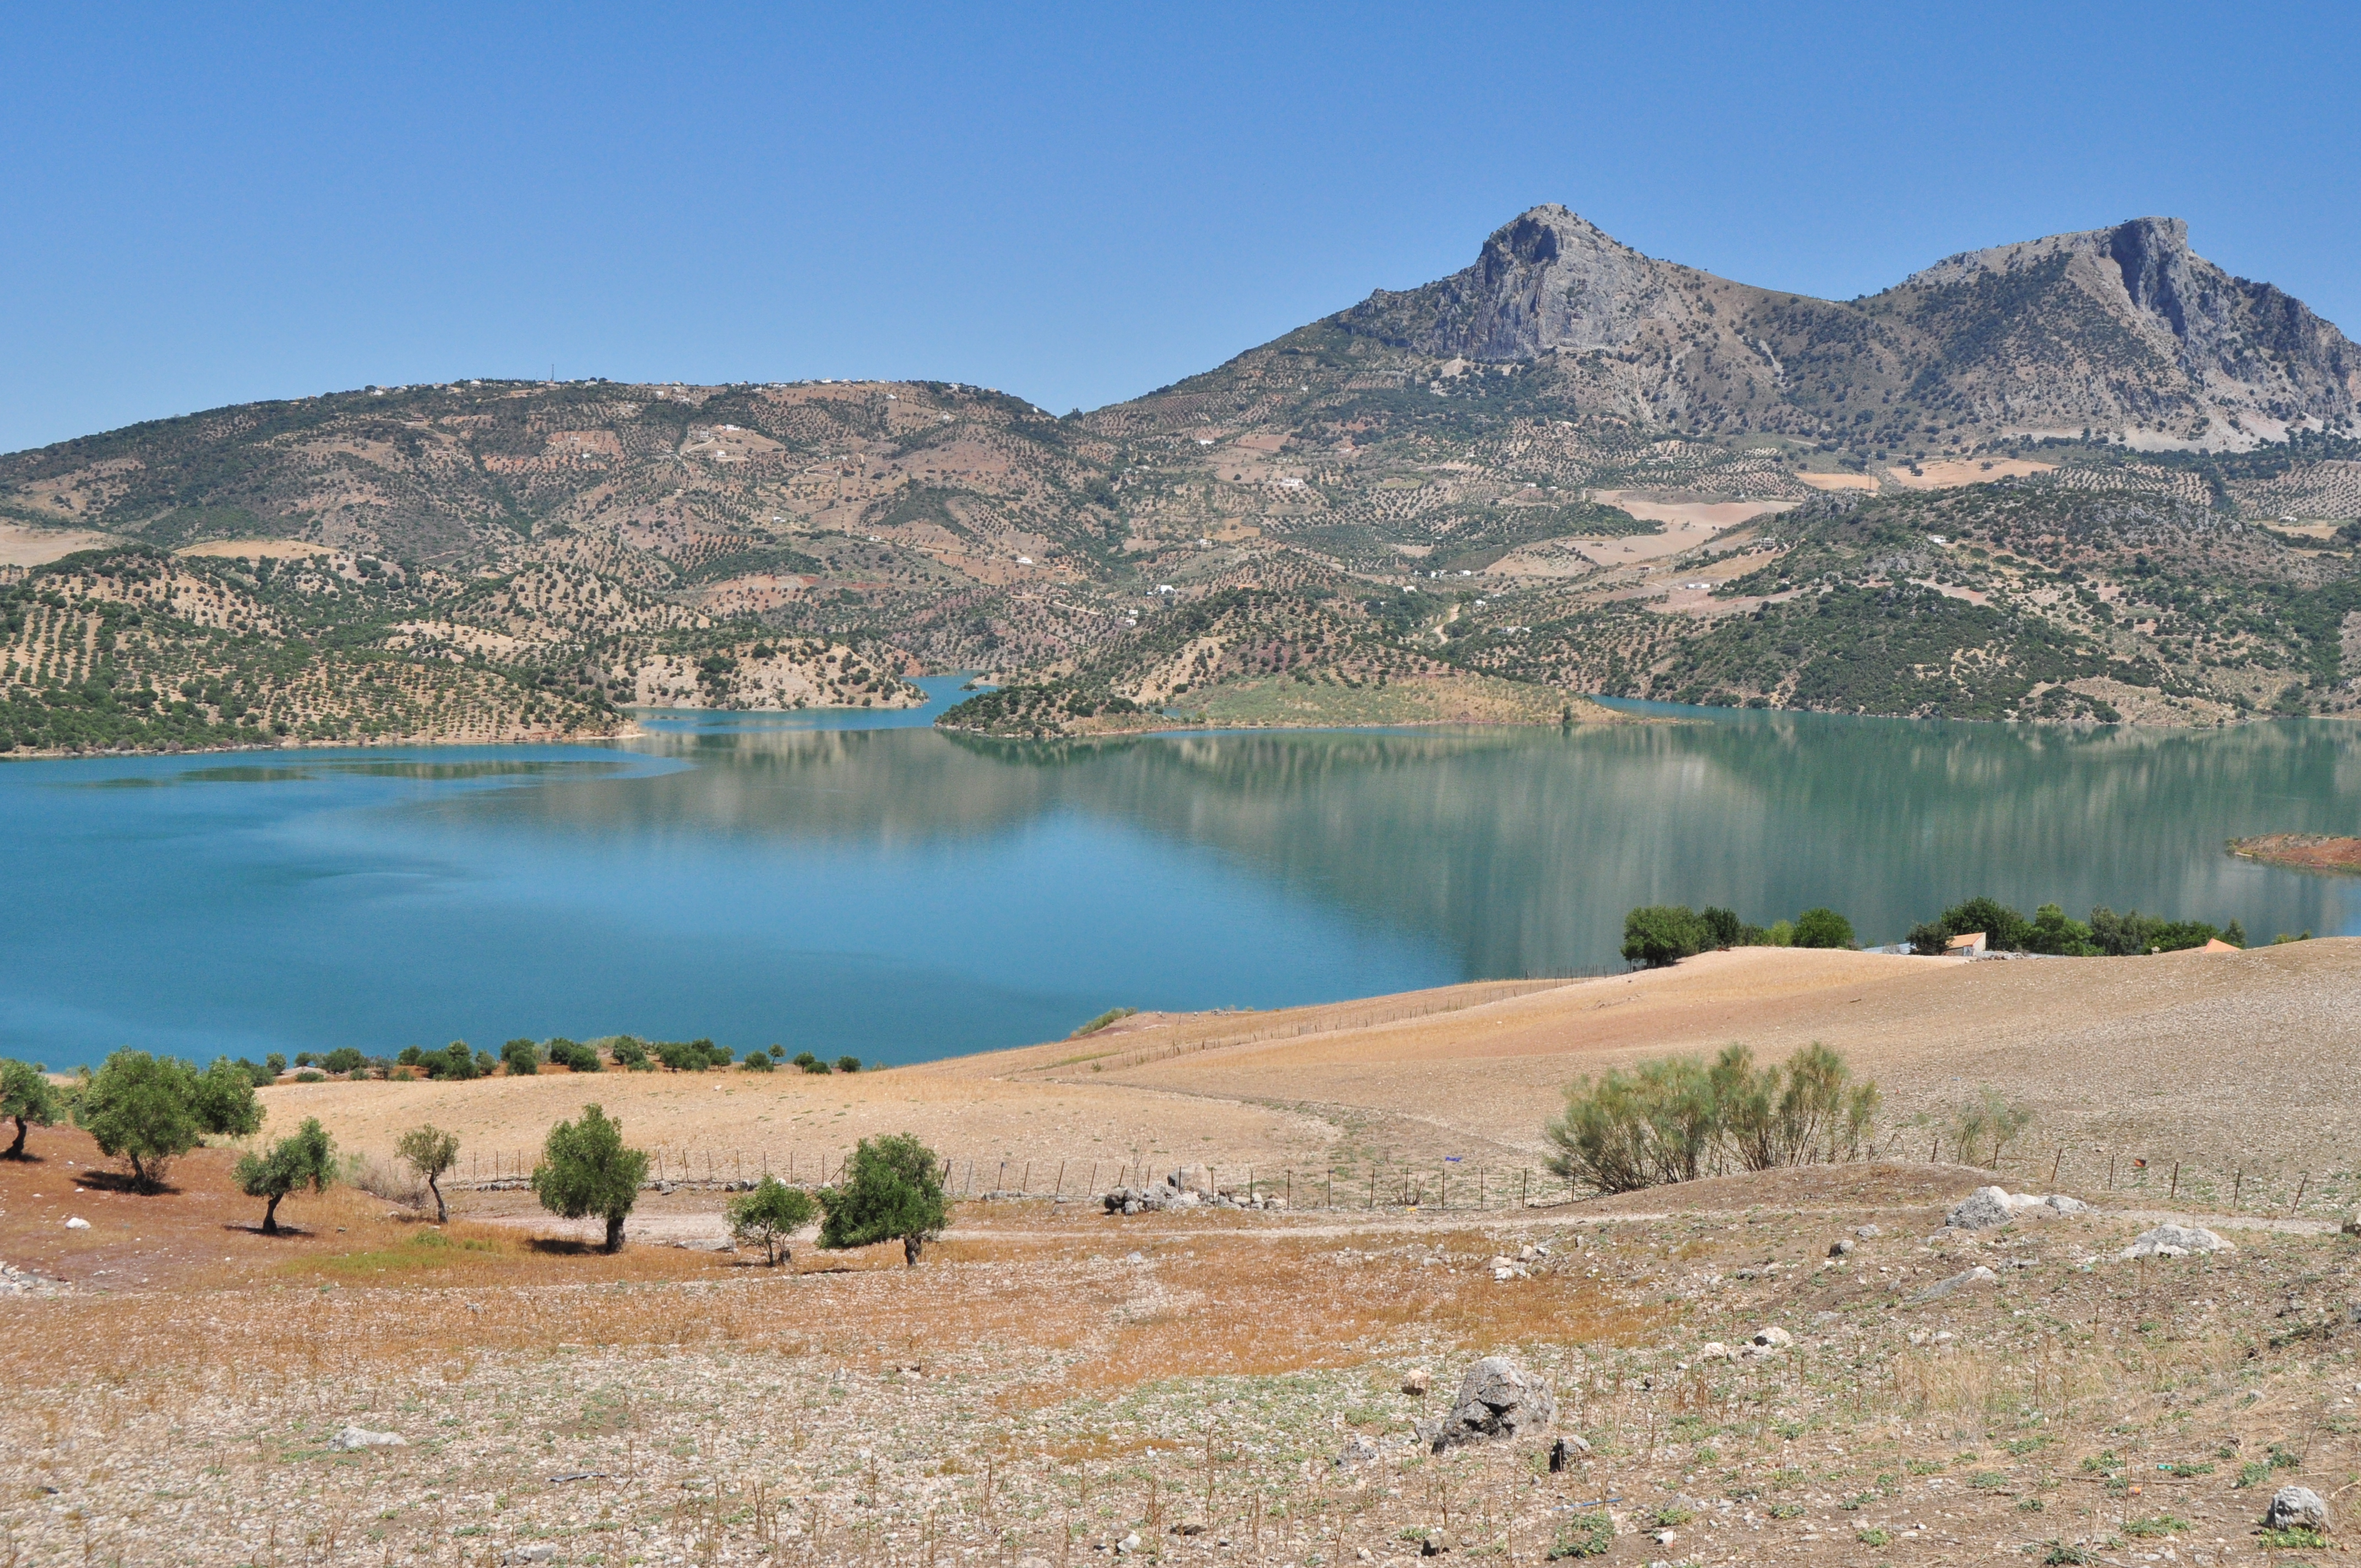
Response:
[1945,1187,2015,1229]
[1905,1266,1998,1306]
[2265,1484,2329,1532]
[1425,1357,1555,1452]
[2118,1223,2233,1261]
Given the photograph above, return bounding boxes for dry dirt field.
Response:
[7,945,2361,1566]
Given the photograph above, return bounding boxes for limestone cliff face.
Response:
[1323,204,2359,445]
[1339,205,1693,359]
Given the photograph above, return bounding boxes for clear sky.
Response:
[5,2,2356,454]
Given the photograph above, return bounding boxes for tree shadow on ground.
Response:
[77,1168,171,1195]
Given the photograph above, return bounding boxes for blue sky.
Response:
[5,2,2356,454]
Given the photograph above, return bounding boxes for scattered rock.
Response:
[1425,1357,1555,1452]
[1335,1434,1383,1468]
[1945,1186,2089,1229]
[0,1261,69,1298]
[501,1548,557,1566]
[2264,1484,2328,1532]
[331,1425,407,1451]
[1829,1238,1854,1257]
[1114,1531,1142,1554]
[1750,1327,1793,1351]
[1547,1434,1590,1473]
[2119,1223,2233,1261]
[1695,1342,1731,1362]
[1905,1266,1998,1305]
[1855,1223,1882,1240]
[63,1217,90,1231]
[1401,1369,1430,1396]
[2341,1211,2361,1238]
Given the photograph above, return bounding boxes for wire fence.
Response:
[452,1141,2361,1221]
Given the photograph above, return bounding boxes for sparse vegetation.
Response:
[1543,1041,1878,1194]
[395,1123,461,1222]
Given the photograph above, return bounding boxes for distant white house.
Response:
[1944,931,1987,956]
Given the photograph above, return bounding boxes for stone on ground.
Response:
[2119,1223,2233,1260]
[1424,1356,1555,1452]
[2264,1484,2328,1532]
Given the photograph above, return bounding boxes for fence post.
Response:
[2293,1174,2309,1216]
[1056,1161,1066,1199]
[2233,1169,2243,1208]
[2169,1162,2178,1201]
[2107,1152,2116,1190]
[2050,1147,2063,1185]
[1023,1161,1032,1196]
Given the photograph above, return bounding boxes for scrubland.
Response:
[7,944,2361,1564]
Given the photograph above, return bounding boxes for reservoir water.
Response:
[3,678,2355,1070]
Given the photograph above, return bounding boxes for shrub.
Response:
[232,1117,337,1234]
[794,1050,829,1075]
[544,1038,601,1073]
[1547,1512,1615,1559]
[607,1036,651,1070]
[501,1038,541,1076]
[1,1059,62,1158]
[295,1070,325,1083]
[1547,1042,1879,1194]
[1699,906,1744,949]
[235,1058,275,1088]
[419,1042,481,1081]
[726,1175,818,1264]
[74,1052,263,1190]
[818,1133,949,1266]
[295,1053,315,1068]
[265,1053,287,1076]
[1951,1086,2035,1166]
[1069,1008,1138,1039]
[1622,905,1710,967]
[654,1038,733,1072]
[321,1047,366,1075]
[740,1050,775,1072]
[396,1046,424,1068]
[1791,907,1855,949]
[396,1123,461,1222]
[768,1044,785,1060]
[531,1104,650,1253]
[835,1055,861,1074]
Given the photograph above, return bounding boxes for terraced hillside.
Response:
[4,207,2359,752]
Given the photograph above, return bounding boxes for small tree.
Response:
[396,1123,461,1222]
[727,1175,818,1265]
[1622,905,1708,968]
[501,1038,542,1076]
[834,1055,862,1074]
[1,1059,62,1159]
[818,1134,949,1266]
[232,1117,337,1234]
[531,1104,650,1253]
[74,1051,262,1191]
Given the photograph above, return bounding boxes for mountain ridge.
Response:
[5,205,2360,753]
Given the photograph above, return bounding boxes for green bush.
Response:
[500,1038,541,1076]
[740,1050,775,1072]
[235,1058,275,1088]
[1546,1041,1879,1194]
[1622,905,1710,967]
[835,1055,862,1074]
[531,1104,650,1253]
[1791,907,1855,949]
[419,1042,480,1081]
[818,1134,949,1266]
[321,1047,366,1075]
[265,1053,287,1076]
[654,1038,733,1072]
[1911,895,2236,956]
[543,1038,601,1073]
[73,1051,262,1191]
[1,1059,62,1158]
[1547,1512,1615,1559]
[232,1117,336,1234]
[726,1175,818,1264]
[606,1036,651,1071]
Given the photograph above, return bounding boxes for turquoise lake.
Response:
[3,678,2356,1070]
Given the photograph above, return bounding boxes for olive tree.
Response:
[530,1104,649,1253]
[232,1117,337,1234]
[726,1175,817,1265]
[1,1059,62,1159]
[817,1134,948,1266]
[396,1123,461,1222]
[74,1052,263,1191]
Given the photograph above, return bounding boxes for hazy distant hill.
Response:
[5,206,2360,752]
